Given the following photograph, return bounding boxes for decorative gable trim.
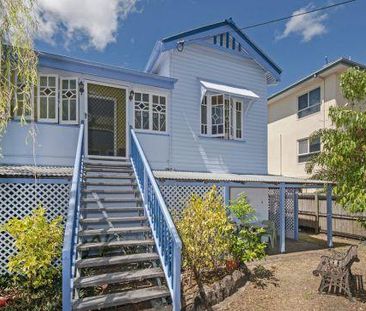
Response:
[145,18,281,84]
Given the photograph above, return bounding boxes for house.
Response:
[0,19,333,311]
[268,58,366,178]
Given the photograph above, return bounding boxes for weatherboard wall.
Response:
[161,44,268,174]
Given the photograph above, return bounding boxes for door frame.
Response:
[84,81,128,159]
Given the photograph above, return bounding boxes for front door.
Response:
[86,83,127,157]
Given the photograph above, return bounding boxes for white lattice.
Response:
[0,180,70,274]
[159,184,224,219]
[268,188,295,239]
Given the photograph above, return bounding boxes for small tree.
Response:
[2,207,63,290]
[307,67,366,223]
[177,186,233,308]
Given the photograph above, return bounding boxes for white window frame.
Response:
[133,91,168,134]
[297,87,321,118]
[14,73,34,121]
[59,77,79,125]
[297,136,321,162]
[37,74,59,123]
[200,93,244,140]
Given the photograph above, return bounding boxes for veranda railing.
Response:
[130,128,182,311]
[62,122,84,311]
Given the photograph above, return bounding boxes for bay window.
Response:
[200,94,244,140]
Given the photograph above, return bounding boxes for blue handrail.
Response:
[130,128,182,311]
[62,123,84,311]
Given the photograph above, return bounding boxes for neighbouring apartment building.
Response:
[268,58,366,178]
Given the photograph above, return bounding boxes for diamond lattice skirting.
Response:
[0,178,70,274]
[268,188,295,239]
[159,184,224,220]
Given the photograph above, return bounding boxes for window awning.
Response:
[200,80,259,103]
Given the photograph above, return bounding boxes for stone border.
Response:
[182,269,249,311]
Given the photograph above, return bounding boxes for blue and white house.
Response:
[0,19,333,311]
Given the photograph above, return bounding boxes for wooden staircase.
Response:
[72,158,171,310]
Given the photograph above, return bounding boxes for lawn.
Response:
[214,233,366,311]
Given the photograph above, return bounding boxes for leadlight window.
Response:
[298,136,321,163]
[211,94,224,136]
[38,75,58,122]
[60,78,78,124]
[200,94,244,140]
[14,74,33,120]
[152,95,166,132]
[134,92,167,132]
[298,87,321,118]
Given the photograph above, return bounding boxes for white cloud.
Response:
[36,0,139,50]
[277,4,328,42]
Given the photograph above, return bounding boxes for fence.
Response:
[298,193,366,239]
[0,178,70,275]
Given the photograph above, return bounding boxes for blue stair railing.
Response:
[130,128,182,311]
[62,122,85,311]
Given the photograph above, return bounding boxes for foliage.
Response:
[177,186,233,274]
[306,67,366,220]
[229,194,256,224]
[0,0,38,136]
[340,67,366,106]
[2,207,63,290]
[229,195,266,262]
[0,271,62,311]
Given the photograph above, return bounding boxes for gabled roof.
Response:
[38,51,177,90]
[145,18,281,84]
[268,58,366,102]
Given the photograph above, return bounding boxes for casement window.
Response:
[298,87,321,118]
[200,94,244,140]
[60,78,78,124]
[38,75,58,122]
[14,74,33,120]
[134,92,167,132]
[298,136,321,163]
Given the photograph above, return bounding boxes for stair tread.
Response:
[79,226,151,236]
[75,267,164,288]
[82,189,137,194]
[86,174,134,179]
[80,216,147,223]
[83,197,141,203]
[85,181,137,186]
[72,286,170,311]
[76,252,159,268]
[84,160,131,167]
[80,206,144,212]
[77,239,155,250]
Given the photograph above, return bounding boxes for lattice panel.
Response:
[0,181,70,274]
[159,184,224,220]
[268,188,295,239]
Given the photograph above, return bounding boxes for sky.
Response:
[34,0,366,95]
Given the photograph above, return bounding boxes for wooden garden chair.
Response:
[313,245,360,301]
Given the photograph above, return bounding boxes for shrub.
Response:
[177,186,233,275]
[2,207,63,290]
[229,195,267,263]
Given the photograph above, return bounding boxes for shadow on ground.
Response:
[267,231,353,255]
[249,265,279,289]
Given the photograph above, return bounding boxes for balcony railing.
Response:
[130,128,182,311]
[62,122,84,311]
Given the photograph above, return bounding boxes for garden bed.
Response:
[181,267,249,310]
